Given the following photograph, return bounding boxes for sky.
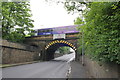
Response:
[30,0,79,29]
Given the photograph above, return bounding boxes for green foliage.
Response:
[64,1,87,14]
[79,2,120,64]
[72,1,120,64]
[58,47,70,54]
[74,17,83,25]
[2,2,34,43]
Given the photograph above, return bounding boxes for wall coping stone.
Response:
[0,39,38,52]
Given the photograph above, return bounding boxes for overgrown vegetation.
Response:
[2,2,34,43]
[65,1,120,64]
[58,47,70,54]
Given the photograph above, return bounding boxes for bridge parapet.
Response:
[25,32,80,41]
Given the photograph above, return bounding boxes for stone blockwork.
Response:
[82,56,120,78]
[1,40,40,64]
[25,33,80,61]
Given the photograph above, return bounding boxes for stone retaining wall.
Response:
[0,40,40,64]
[81,56,120,78]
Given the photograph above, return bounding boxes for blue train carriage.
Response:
[33,25,79,36]
[53,25,79,34]
[38,28,53,35]
[33,28,53,36]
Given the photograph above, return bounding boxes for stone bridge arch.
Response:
[45,40,77,60]
[25,33,80,61]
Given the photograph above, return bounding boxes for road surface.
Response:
[2,53,75,78]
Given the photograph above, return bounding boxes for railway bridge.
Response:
[25,25,81,61]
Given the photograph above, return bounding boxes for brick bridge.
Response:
[25,32,81,61]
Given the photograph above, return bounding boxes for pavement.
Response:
[68,61,89,78]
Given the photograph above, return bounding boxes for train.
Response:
[33,25,79,36]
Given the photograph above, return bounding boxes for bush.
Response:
[77,2,120,64]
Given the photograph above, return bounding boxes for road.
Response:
[2,53,75,78]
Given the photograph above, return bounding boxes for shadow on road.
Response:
[51,60,68,62]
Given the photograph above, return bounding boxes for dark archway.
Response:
[45,40,76,60]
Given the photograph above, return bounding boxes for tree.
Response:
[64,0,87,14]
[2,2,34,42]
[64,1,120,64]
[82,2,120,64]
[74,17,83,25]
[58,47,70,54]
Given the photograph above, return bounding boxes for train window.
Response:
[45,30,48,32]
[46,30,48,32]
[51,29,53,32]
[38,30,40,33]
[42,30,45,33]
[42,30,45,32]
[47,29,50,32]
[38,30,43,33]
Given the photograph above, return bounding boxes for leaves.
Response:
[58,47,70,54]
[2,2,34,43]
[73,2,120,64]
[74,17,83,25]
